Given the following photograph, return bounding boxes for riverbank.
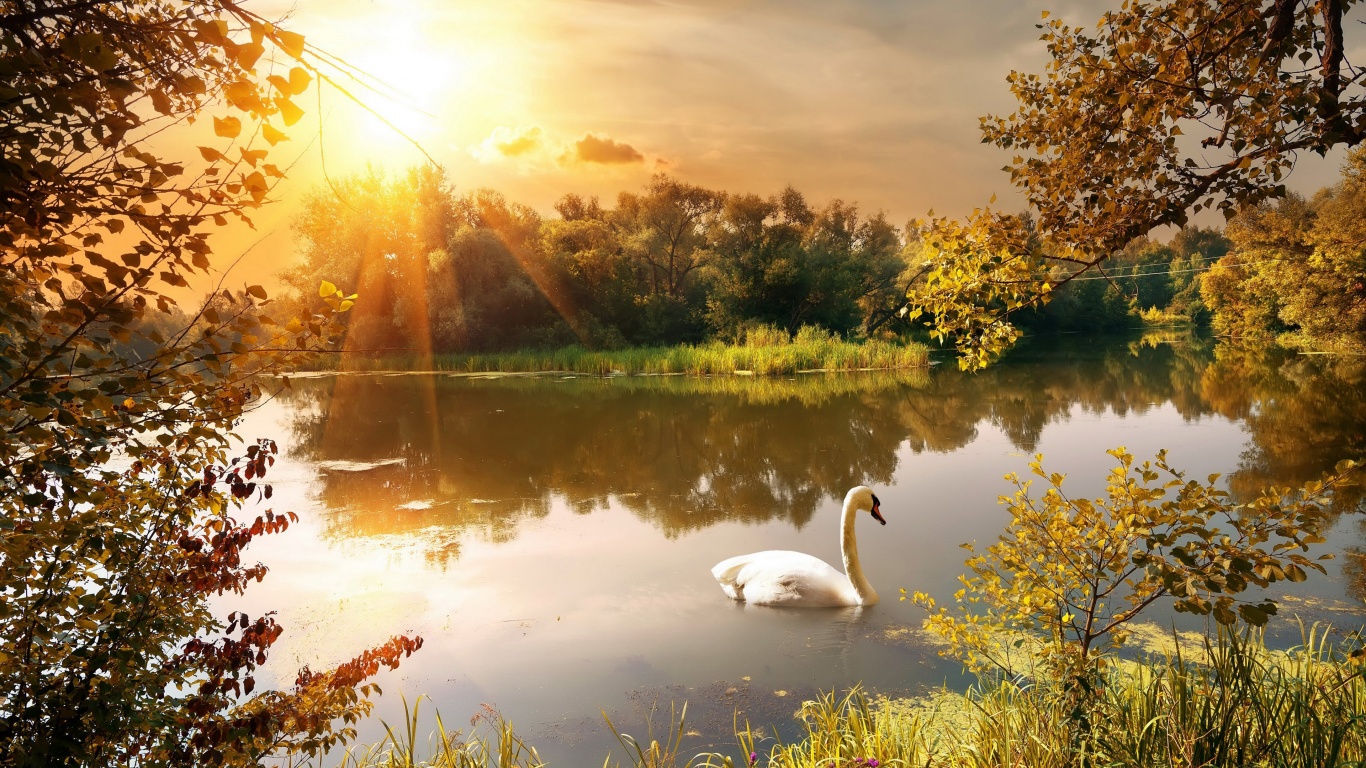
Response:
[320,628,1366,768]
[319,336,929,376]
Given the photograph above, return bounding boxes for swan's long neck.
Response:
[840,497,878,606]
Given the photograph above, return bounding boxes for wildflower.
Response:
[869,761,880,768]
[748,752,758,766]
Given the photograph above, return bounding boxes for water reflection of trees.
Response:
[1200,346,1366,511]
[280,336,1366,565]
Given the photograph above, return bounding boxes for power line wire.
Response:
[1060,256,1289,282]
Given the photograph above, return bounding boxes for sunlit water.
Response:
[230,334,1366,764]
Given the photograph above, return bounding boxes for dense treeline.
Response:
[281,168,916,353]
[1201,148,1366,352]
[1023,148,1366,350]
[1015,225,1230,332]
[283,167,1251,352]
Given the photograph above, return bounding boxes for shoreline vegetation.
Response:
[322,627,1366,768]
[316,327,930,377]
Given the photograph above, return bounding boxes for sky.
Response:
[205,0,1352,292]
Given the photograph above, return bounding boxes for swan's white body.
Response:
[711,486,884,608]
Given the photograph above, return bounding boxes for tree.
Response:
[541,194,650,348]
[285,166,455,354]
[1,2,420,764]
[909,0,1366,367]
[1202,148,1366,349]
[908,449,1358,690]
[619,175,724,301]
[705,189,909,339]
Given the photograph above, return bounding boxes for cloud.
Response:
[472,126,545,162]
[569,133,645,164]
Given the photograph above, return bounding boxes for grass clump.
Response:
[907,625,1366,768]
[324,325,927,376]
[319,697,545,768]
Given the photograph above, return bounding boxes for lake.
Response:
[232,333,1366,764]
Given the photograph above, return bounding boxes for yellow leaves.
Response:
[236,42,265,71]
[193,18,230,45]
[274,96,304,126]
[212,116,241,139]
[270,67,312,97]
[276,30,306,60]
[319,280,359,314]
[911,446,1353,677]
[262,124,288,145]
[289,66,313,94]
[223,80,260,112]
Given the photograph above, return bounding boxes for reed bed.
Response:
[324,330,928,377]
[309,628,1366,768]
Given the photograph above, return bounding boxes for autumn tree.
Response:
[909,449,1359,719]
[1203,147,1366,350]
[619,175,724,300]
[910,0,1366,368]
[0,2,419,764]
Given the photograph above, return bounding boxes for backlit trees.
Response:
[0,3,420,764]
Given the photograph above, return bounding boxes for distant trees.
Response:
[1203,148,1366,351]
[1015,226,1230,333]
[287,172,919,353]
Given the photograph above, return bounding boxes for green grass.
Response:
[318,329,928,377]
[308,626,1366,768]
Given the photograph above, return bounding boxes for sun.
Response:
[339,15,466,152]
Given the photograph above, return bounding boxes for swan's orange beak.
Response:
[871,504,886,525]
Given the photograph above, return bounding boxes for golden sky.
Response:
[206,0,1348,294]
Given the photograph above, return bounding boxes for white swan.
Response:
[711,486,885,608]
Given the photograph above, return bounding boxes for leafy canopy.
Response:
[910,0,1366,367]
[0,2,418,765]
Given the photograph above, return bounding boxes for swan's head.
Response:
[847,485,886,525]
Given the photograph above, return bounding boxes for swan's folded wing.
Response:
[712,550,849,606]
[711,553,755,599]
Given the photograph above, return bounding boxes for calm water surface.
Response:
[233,335,1366,763]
